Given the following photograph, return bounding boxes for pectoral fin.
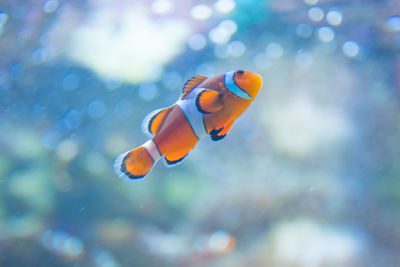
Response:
[195,90,224,114]
[210,121,234,141]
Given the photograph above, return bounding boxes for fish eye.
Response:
[236,70,244,76]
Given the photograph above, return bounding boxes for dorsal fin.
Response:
[182,75,208,98]
[142,106,173,137]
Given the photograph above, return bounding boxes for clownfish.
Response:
[114,70,263,183]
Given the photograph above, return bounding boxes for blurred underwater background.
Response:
[1,0,400,266]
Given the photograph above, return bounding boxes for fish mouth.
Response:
[250,72,263,88]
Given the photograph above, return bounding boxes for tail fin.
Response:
[113,140,161,183]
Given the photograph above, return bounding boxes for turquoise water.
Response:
[1,0,400,266]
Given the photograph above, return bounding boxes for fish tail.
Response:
[113,140,161,183]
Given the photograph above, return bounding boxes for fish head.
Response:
[224,70,263,100]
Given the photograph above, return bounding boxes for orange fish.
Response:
[114,70,263,182]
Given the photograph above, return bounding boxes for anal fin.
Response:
[163,145,195,167]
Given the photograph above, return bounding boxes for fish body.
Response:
[114,70,263,182]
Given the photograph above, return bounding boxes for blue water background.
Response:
[1,0,400,266]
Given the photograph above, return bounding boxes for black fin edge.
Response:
[147,110,163,136]
[165,154,188,165]
[121,153,145,179]
[195,91,212,114]
[210,128,226,141]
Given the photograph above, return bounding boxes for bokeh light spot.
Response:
[266,42,284,59]
[64,237,84,257]
[296,23,313,38]
[214,0,236,14]
[318,26,335,42]
[56,139,79,162]
[43,0,59,14]
[62,73,80,91]
[139,82,158,101]
[326,10,343,26]
[41,130,61,150]
[87,99,106,119]
[208,230,236,254]
[308,7,324,22]
[64,109,81,129]
[151,0,174,15]
[342,41,360,58]
[227,40,246,57]
[209,26,231,44]
[219,19,238,35]
[304,0,318,6]
[188,34,207,50]
[386,16,400,32]
[0,12,8,26]
[31,47,55,63]
[191,5,212,20]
